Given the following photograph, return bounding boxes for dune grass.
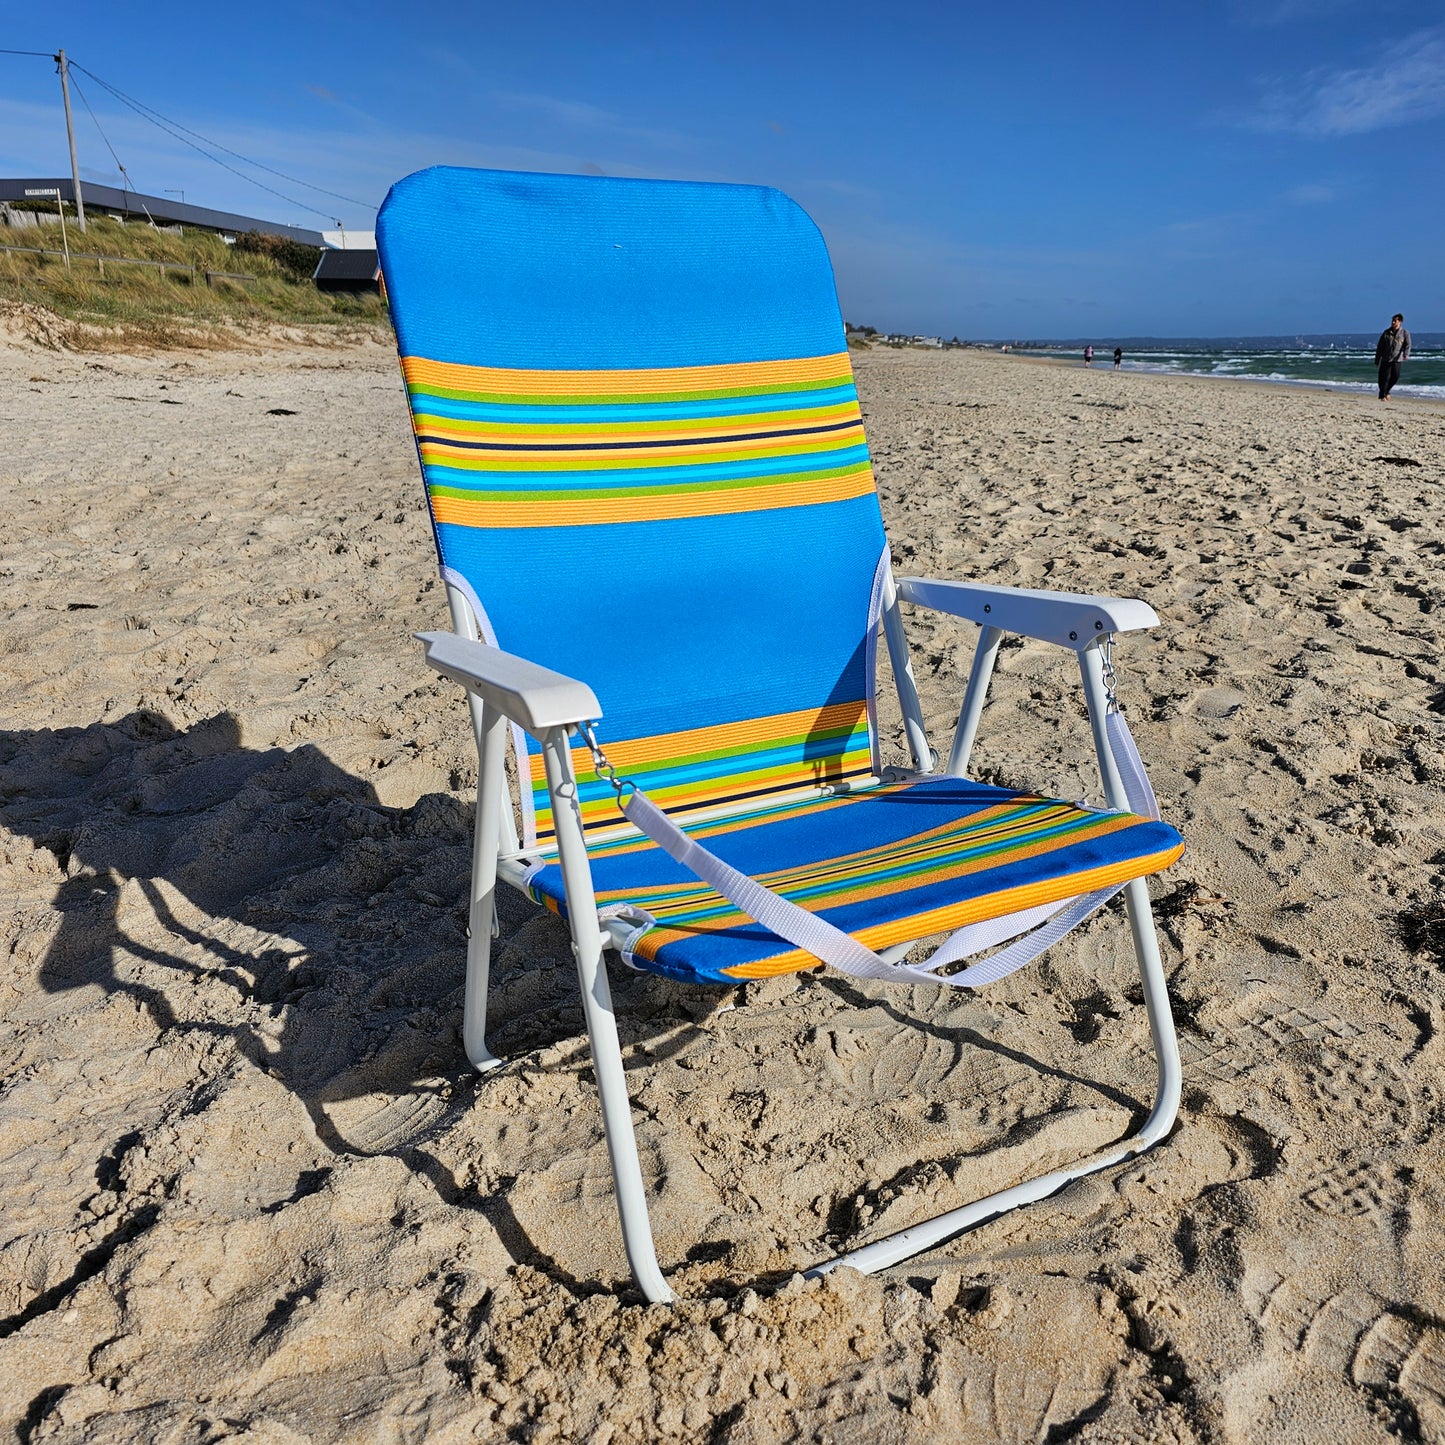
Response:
[0,213,386,348]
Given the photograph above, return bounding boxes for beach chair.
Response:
[376,167,1183,1303]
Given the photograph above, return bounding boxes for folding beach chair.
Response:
[376,167,1183,1304]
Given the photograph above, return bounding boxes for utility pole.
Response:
[55,49,86,232]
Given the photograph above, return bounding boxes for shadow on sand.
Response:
[0,709,716,1290]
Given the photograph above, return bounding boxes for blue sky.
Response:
[3,1,1441,337]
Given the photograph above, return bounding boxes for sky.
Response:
[2,1,1442,338]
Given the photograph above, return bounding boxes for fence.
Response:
[0,242,256,287]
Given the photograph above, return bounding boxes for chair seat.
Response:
[527,776,1184,985]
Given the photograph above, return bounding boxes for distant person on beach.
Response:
[1375,313,1411,401]
[1084,345,1093,367]
[1113,347,1122,369]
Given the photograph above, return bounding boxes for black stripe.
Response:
[416,417,861,453]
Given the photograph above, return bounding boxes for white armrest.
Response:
[897,577,1159,652]
[416,631,601,734]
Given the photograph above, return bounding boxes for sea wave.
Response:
[1016,343,1445,397]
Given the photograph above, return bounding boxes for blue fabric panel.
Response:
[378,167,846,370]
[433,493,885,742]
[528,778,1186,986]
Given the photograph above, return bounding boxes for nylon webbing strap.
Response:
[613,708,1160,990]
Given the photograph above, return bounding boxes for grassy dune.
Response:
[0,212,386,348]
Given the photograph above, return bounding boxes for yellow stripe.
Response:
[402,351,855,397]
[429,467,876,527]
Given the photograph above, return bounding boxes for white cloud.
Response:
[1250,27,1445,135]
[0,92,701,230]
[490,91,688,151]
[1231,0,1353,26]
[1285,183,1335,204]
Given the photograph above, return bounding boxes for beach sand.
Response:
[3,316,1444,1442]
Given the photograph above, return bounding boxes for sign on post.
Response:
[24,189,69,269]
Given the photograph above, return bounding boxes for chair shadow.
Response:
[0,708,708,1285]
[2,707,1137,1290]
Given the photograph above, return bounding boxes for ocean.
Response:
[1012,334,1445,400]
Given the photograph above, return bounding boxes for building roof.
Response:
[0,178,326,246]
[313,248,381,288]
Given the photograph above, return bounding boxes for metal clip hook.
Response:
[577,719,635,809]
[1099,635,1122,715]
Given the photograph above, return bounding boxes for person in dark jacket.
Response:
[1375,313,1411,400]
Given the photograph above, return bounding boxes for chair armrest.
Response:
[416,631,601,735]
[897,577,1159,652]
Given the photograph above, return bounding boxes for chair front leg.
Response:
[1077,639,1129,809]
[540,727,676,1304]
[1122,876,1182,1143]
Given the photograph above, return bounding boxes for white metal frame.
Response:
[421,571,1180,1304]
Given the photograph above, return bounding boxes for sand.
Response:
[2,314,1444,1443]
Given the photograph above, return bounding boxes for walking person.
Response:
[1084,344,1093,367]
[1113,346,1122,370]
[1375,313,1411,401]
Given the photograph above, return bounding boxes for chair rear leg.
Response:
[463,702,507,1073]
[807,882,1180,1279]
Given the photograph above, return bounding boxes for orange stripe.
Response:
[402,351,854,397]
[429,468,876,528]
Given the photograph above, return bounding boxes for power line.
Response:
[71,62,377,216]
[66,68,141,198]
[0,48,56,57]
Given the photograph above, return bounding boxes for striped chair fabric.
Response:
[378,167,1182,986]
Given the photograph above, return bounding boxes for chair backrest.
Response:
[377,167,891,847]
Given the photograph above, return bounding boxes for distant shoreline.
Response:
[980,345,1445,412]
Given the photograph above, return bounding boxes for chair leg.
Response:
[572,938,677,1304]
[541,727,675,1303]
[806,878,1181,1279]
[462,703,507,1073]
